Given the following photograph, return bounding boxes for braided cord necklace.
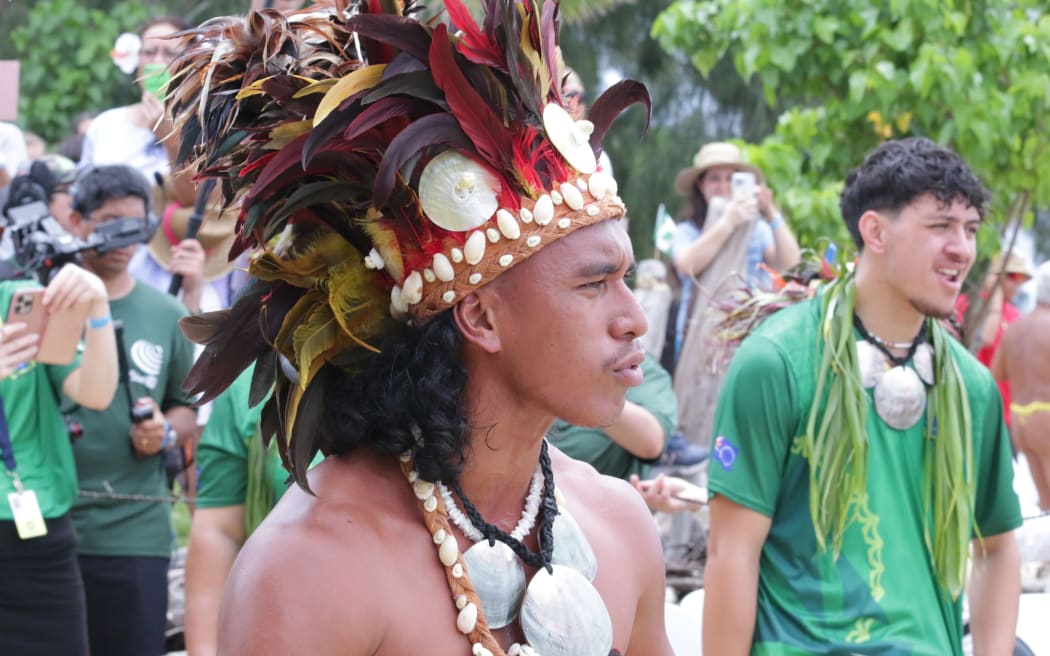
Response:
[853,313,928,367]
[447,441,558,571]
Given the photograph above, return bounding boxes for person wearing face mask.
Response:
[79,17,190,184]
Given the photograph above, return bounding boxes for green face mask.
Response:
[141,62,170,100]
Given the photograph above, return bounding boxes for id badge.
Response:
[8,489,48,539]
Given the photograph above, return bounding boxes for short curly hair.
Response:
[840,137,989,250]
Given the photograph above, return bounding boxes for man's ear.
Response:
[857,210,889,254]
[453,290,502,354]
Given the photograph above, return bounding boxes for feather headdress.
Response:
[167,0,650,480]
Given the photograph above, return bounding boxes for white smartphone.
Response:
[731,171,757,202]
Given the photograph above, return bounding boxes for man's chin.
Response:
[909,297,954,320]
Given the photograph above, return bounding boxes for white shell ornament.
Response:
[551,512,598,581]
[856,340,886,389]
[401,271,423,305]
[914,343,935,386]
[873,365,927,430]
[542,104,597,174]
[533,195,554,226]
[463,540,527,629]
[520,565,613,656]
[419,151,501,232]
[465,231,487,265]
[559,182,584,211]
[432,253,455,282]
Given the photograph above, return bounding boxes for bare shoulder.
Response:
[548,446,673,655]
[549,446,656,529]
[217,450,422,656]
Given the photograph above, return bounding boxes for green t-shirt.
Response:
[69,281,194,557]
[708,297,1022,656]
[196,367,288,510]
[0,280,82,520]
[548,355,676,480]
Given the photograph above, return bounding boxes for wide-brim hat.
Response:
[148,198,237,281]
[673,141,760,196]
[994,250,1034,281]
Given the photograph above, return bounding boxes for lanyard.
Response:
[0,394,16,473]
[0,394,25,492]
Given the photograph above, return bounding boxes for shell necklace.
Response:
[399,441,614,656]
[854,315,933,430]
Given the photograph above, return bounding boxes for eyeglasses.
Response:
[1005,272,1029,282]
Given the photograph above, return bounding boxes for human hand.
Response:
[140,92,175,140]
[630,473,707,514]
[44,263,108,317]
[723,196,758,229]
[170,238,206,293]
[0,323,39,379]
[130,397,166,457]
[756,186,778,221]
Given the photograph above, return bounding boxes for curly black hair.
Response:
[320,310,470,484]
[840,137,989,250]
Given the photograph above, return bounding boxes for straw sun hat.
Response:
[673,142,760,196]
[148,198,237,281]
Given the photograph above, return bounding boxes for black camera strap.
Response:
[113,320,137,417]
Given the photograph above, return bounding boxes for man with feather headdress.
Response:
[167,1,673,654]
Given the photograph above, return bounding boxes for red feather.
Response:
[428,24,513,170]
[444,0,504,66]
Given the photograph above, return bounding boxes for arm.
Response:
[185,506,245,656]
[618,483,674,655]
[603,400,665,459]
[48,264,118,409]
[673,197,756,278]
[967,531,1020,655]
[703,495,772,656]
[756,187,800,272]
[989,333,1007,382]
[630,473,706,514]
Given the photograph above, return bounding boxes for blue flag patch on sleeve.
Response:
[713,436,739,471]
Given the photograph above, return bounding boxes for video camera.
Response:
[2,201,152,283]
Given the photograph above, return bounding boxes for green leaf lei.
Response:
[794,273,977,600]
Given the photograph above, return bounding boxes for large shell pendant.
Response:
[542,103,597,174]
[873,365,927,430]
[856,340,887,389]
[462,540,526,629]
[913,343,935,386]
[418,151,501,232]
[520,565,613,656]
[550,512,598,582]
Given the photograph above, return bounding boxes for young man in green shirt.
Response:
[0,263,117,656]
[63,164,196,656]
[705,138,1022,655]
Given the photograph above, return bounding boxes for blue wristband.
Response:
[769,214,785,230]
[86,313,112,330]
[160,420,177,450]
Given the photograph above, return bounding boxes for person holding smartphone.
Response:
[670,142,800,357]
[0,263,118,656]
[669,142,801,452]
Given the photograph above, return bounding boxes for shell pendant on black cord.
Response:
[857,341,933,430]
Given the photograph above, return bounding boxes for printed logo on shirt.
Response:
[128,339,164,390]
[713,436,739,472]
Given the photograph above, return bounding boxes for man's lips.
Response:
[935,265,964,289]
[612,349,645,385]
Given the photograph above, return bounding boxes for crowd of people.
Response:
[0,1,1046,655]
